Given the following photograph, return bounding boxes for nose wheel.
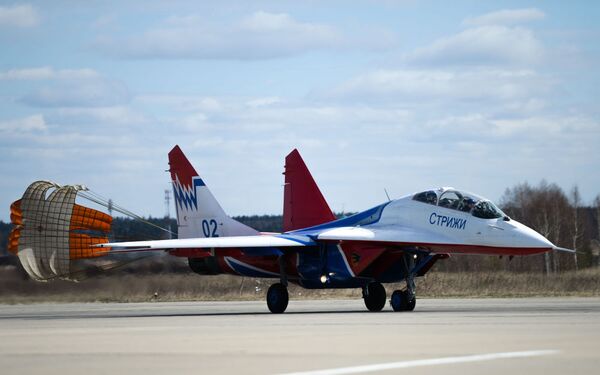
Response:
[390,290,416,311]
[363,282,387,312]
[266,283,289,313]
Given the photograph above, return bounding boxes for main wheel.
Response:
[363,282,386,312]
[390,290,416,312]
[267,283,289,313]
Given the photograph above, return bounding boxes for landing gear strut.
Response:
[391,253,417,312]
[266,255,290,313]
[363,282,386,312]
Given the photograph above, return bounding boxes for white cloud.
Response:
[179,113,209,131]
[0,66,129,108]
[2,67,131,108]
[135,95,223,112]
[412,113,600,159]
[96,11,346,60]
[21,78,130,108]
[92,14,117,30]
[0,114,47,133]
[239,11,330,34]
[326,68,550,103]
[246,97,282,108]
[463,8,545,26]
[407,25,544,66]
[0,4,39,28]
[491,115,599,138]
[55,107,147,126]
[0,67,100,80]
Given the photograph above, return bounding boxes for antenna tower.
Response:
[164,190,171,218]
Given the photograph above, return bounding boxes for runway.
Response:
[0,298,598,374]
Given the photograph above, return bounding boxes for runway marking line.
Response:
[279,349,560,375]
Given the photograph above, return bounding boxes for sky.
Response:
[1,0,599,222]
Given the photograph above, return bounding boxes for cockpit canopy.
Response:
[413,188,506,219]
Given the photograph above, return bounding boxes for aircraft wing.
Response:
[97,234,315,252]
[97,225,449,254]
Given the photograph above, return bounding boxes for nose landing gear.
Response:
[391,252,417,312]
[390,289,416,311]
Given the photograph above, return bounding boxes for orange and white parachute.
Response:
[8,181,112,281]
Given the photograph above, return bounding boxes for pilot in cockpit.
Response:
[459,197,476,212]
[425,191,438,205]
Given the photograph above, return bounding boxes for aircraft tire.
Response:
[267,283,289,313]
[363,282,386,312]
[390,290,406,311]
[406,294,416,311]
[390,290,416,312]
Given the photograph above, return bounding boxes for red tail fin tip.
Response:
[283,149,336,232]
[168,145,199,188]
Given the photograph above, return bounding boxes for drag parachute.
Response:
[8,181,112,281]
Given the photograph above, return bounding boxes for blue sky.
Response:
[1,1,599,221]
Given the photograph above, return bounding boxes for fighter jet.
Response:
[94,146,572,313]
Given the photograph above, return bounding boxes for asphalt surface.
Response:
[0,298,598,374]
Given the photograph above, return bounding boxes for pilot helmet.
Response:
[425,191,437,203]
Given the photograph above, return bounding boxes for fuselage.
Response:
[364,187,553,255]
[172,187,554,288]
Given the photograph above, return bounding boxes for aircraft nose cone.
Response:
[528,228,554,248]
[510,220,554,249]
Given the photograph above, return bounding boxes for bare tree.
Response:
[500,181,572,274]
[570,186,582,270]
[596,194,600,242]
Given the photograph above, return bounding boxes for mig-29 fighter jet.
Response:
[99,147,571,313]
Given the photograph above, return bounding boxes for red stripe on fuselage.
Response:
[325,240,551,256]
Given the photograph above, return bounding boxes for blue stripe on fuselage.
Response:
[290,202,390,236]
[224,257,280,278]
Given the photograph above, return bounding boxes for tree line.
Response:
[496,181,599,273]
[1,181,599,273]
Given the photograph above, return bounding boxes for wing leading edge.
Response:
[97,234,315,252]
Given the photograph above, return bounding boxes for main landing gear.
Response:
[363,282,387,312]
[267,255,289,313]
